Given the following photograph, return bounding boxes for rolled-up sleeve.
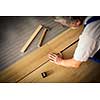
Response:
[74,34,96,62]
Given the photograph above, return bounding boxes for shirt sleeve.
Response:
[73,34,96,62]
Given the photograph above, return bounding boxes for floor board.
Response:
[20,43,100,83]
[0,26,83,82]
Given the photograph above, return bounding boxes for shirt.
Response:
[74,17,100,62]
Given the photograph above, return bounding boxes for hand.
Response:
[54,19,67,26]
[48,53,63,65]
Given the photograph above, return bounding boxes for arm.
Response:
[60,58,82,68]
[48,53,82,68]
[48,33,96,68]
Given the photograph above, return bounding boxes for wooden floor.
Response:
[0,22,100,82]
[0,17,67,70]
[19,43,100,83]
[0,17,100,83]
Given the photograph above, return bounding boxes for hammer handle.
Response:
[37,28,47,47]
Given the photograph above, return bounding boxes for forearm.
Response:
[48,53,82,68]
[60,58,82,68]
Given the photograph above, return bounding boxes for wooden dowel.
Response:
[37,28,48,47]
[20,25,43,52]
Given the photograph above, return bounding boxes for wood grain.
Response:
[0,45,51,82]
[37,28,48,47]
[20,25,43,53]
[47,26,83,53]
[0,26,83,82]
[20,43,100,83]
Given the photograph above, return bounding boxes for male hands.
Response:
[48,53,63,65]
[48,53,82,68]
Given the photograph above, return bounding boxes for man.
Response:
[48,16,100,68]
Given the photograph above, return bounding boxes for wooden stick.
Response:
[20,25,43,52]
[37,28,48,47]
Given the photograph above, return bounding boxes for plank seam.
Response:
[17,40,78,82]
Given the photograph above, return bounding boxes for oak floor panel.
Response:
[0,45,51,82]
[47,25,83,53]
[0,26,83,82]
[20,43,100,83]
[0,17,67,70]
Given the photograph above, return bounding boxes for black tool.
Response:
[41,72,47,78]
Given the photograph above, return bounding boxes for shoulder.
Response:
[84,16,93,25]
[82,21,100,40]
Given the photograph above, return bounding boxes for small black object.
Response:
[41,72,47,78]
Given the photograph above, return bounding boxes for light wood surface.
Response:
[0,26,83,82]
[47,26,83,53]
[20,25,43,53]
[20,43,100,83]
[0,17,66,71]
[37,28,48,47]
[0,45,51,82]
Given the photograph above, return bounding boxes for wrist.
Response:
[59,59,64,66]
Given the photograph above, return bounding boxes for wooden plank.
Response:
[0,45,51,82]
[0,26,83,82]
[47,25,83,53]
[20,43,100,83]
[20,24,43,53]
[37,28,48,47]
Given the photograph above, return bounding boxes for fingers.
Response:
[48,53,63,65]
[48,53,57,58]
[54,19,58,22]
[49,56,55,60]
[49,59,55,63]
[54,19,62,23]
[48,53,57,62]
[48,53,62,59]
[48,54,56,60]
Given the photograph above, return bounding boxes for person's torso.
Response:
[80,16,100,56]
[83,16,100,40]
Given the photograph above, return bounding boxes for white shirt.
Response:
[74,17,100,62]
